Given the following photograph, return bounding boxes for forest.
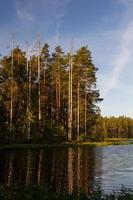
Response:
[94,116,133,141]
[0,42,132,144]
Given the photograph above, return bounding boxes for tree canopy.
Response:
[0,43,102,143]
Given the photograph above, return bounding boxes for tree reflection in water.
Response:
[0,147,102,192]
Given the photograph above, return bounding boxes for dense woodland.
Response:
[0,42,133,143]
[0,42,102,143]
[97,116,133,140]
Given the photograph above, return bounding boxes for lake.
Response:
[0,145,133,192]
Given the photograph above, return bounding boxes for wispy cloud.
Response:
[55,13,65,45]
[118,0,133,6]
[14,0,71,44]
[102,22,133,96]
[54,0,71,45]
[15,0,36,23]
[102,0,133,97]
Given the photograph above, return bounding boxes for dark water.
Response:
[0,145,133,192]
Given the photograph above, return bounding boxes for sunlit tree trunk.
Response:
[43,63,46,124]
[56,77,58,122]
[70,59,73,135]
[77,82,80,141]
[58,71,61,121]
[28,58,32,139]
[26,42,31,140]
[10,39,14,133]
[68,63,70,138]
[38,41,41,133]
[85,82,87,137]
[56,66,60,124]
[26,42,29,122]
[68,54,73,140]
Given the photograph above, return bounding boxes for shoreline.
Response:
[0,139,133,149]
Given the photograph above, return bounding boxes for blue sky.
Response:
[0,0,133,117]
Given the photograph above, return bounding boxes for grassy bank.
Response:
[0,185,133,200]
[81,140,133,147]
[0,139,133,149]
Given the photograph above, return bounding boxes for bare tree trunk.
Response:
[56,64,61,124]
[68,62,70,139]
[26,42,31,140]
[43,64,46,124]
[10,39,14,133]
[70,56,73,139]
[56,76,59,122]
[28,58,32,139]
[85,82,87,137]
[26,42,29,120]
[38,41,41,133]
[77,82,80,141]
[58,71,61,122]
[50,82,53,124]
[68,53,73,140]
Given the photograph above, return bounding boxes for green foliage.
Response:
[2,47,133,143]
[95,116,133,140]
[79,134,86,142]
[43,122,66,136]
[0,43,102,143]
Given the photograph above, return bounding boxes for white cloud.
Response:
[54,0,71,45]
[14,0,71,45]
[102,0,133,97]
[102,22,133,96]
[15,0,37,23]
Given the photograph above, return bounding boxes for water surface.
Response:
[0,145,133,192]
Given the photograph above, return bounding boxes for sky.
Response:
[0,0,133,117]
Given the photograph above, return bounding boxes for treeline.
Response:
[94,116,133,140]
[0,42,102,143]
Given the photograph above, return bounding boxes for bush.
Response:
[79,134,86,142]
[43,122,66,136]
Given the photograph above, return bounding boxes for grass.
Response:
[0,185,133,200]
[81,140,133,147]
[0,139,133,149]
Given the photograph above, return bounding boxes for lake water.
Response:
[0,145,133,192]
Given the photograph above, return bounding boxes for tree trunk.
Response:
[85,82,87,137]
[56,76,59,122]
[27,58,31,139]
[10,40,14,132]
[43,64,46,124]
[58,72,61,122]
[38,41,41,133]
[55,65,61,124]
[26,42,31,140]
[77,82,80,141]
[68,55,73,140]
